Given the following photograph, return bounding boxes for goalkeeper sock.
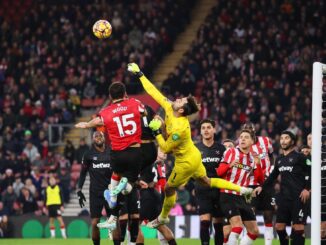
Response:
[210,178,241,192]
[160,193,177,219]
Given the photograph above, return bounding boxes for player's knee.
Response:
[251,226,260,236]
[275,223,286,231]
[292,224,305,231]
[91,218,99,227]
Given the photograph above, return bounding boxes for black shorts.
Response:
[276,197,308,225]
[90,190,111,218]
[249,185,276,211]
[140,142,157,171]
[195,188,223,217]
[220,193,256,221]
[139,188,162,221]
[120,188,140,216]
[48,205,62,218]
[111,147,142,182]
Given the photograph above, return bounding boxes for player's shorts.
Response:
[249,185,276,211]
[139,188,162,221]
[48,205,62,218]
[195,187,223,217]
[219,193,256,221]
[120,188,140,216]
[90,190,111,218]
[140,142,157,171]
[276,197,308,224]
[111,146,142,183]
[167,151,206,187]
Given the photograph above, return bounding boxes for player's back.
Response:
[99,98,144,151]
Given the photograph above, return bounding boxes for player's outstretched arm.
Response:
[75,116,104,129]
[127,63,170,110]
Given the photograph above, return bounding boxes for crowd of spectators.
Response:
[160,0,325,215]
[162,0,325,153]
[0,0,195,232]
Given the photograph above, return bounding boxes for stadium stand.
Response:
[0,0,195,219]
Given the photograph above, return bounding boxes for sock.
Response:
[214,223,224,245]
[50,226,55,238]
[210,178,240,192]
[119,219,128,242]
[122,183,133,195]
[136,243,144,245]
[228,227,243,245]
[113,240,120,245]
[158,231,168,245]
[200,220,210,245]
[92,239,100,245]
[239,232,257,245]
[168,239,177,245]
[264,223,273,245]
[111,174,121,203]
[223,237,229,245]
[160,193,177,219]
[60,225,67,238]
[129,219,140,242]
[291,229,305,245]
[276,229,289,245]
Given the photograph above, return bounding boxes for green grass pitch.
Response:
[0,238,311,245]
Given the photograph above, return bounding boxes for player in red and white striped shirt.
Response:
[217,129,263,245]
[243,123,275,245]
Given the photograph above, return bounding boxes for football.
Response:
[92,20,112,39]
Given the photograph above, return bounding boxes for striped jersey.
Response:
[220,147,255,195]
[248,136,273,185]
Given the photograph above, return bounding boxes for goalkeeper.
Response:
[127,63,252,228]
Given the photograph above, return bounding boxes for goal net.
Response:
[312,62,326,244]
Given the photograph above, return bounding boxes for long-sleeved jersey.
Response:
[77,145,112,194]
[139,75,200,163]
[263,150,311,200]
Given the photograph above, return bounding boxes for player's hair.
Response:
[299,144,310,151]
[242,122,257,142]
[199,118,216,128]
[281,130,297,143]
[182,95,200,116]
[242,122,256,133]
[109,82,126,100]
[239,129,255,140]
[223,139,235,145]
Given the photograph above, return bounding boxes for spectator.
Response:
[12,176,24,197]
[58,168,71,204]
[63,140,75,164]
[19,187,38,214]
[24,178,37,197]
[0,201,10,237]
[75,138,89,163]
[23,141,40,163]
[2,186,17,215]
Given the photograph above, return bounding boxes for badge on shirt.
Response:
[172,133,180,141]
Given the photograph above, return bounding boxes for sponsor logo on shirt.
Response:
[279,166,293,172]
[202,157,220,163]
[234,163,252,171]
[92,163,111,168]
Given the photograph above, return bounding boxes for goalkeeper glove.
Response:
[127,63,144,77]
[149,118,162,136]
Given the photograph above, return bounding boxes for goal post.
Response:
[312,62,325,244]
